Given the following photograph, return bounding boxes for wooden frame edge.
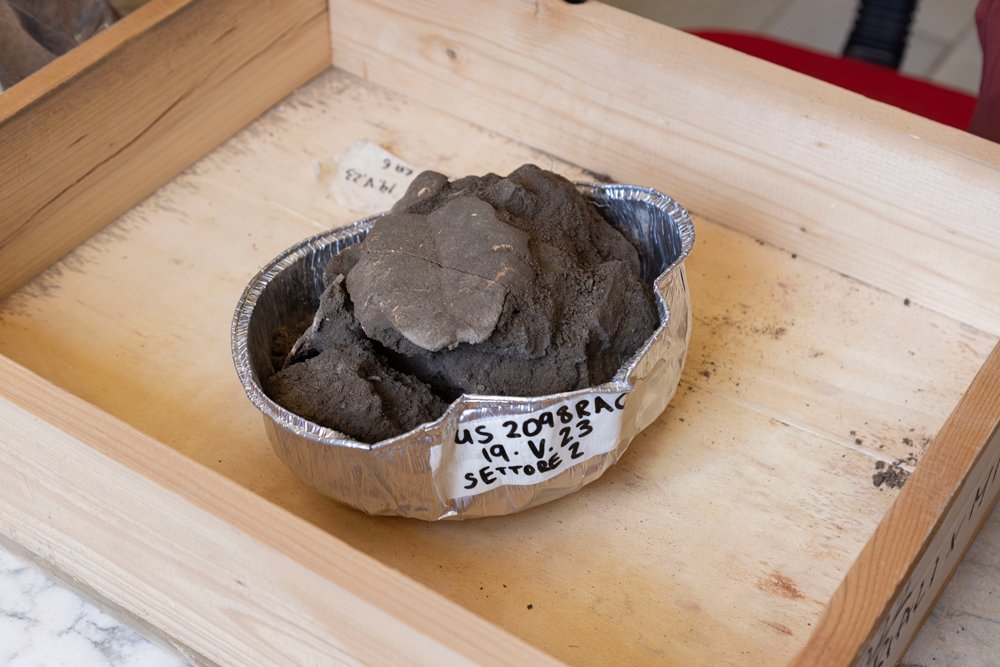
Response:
[328,0,1000,335]
[890,485,1000,665]
[0,0,331,300]
[0,534,224,666]
[790,341,1000,666]
[0,354,566,667]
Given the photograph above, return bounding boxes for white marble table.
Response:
[0,549,186,667]
[3,501,999,666]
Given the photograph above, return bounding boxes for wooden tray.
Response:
[2,1,1000,665]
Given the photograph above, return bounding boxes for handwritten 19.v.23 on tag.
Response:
[329,140,422,215]
[429,393,627,501]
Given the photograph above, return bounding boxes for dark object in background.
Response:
[692,31,977,130]
[0,0,55,88]
[970,0,1000,143]
[0,0,117,90]
[842,0,920,70]
[8,0,118,56]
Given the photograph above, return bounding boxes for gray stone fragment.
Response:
[348,196,539,351]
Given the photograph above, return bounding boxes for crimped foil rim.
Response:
[231,183,695,452]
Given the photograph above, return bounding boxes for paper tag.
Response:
[329,140,422,215]
[429,393,628,501]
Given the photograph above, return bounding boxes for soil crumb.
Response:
[872,460,910,489]
[267,164,659,443]
[270,316,312,371]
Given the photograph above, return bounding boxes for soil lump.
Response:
[267,164,659,443]
[268,342,449,444]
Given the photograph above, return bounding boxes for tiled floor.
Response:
[605,0,983,95]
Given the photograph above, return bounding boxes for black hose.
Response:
[842,0,919,69]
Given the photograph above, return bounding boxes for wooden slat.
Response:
[2,66,996,666]
[328,0,1000,336]
[0,355,566,667]
[0,0,998,664]
[0,0,330,300]
[790,342,1000,666]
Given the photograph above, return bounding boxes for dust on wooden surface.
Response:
[757,572,806,601]
[0,67,996,667]
[682,228,994,471]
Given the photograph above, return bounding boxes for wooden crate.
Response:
[2,1,1000,665]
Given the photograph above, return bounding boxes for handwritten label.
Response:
[854,426,1000,667]
[330,140,422,215]
[429,393,628,501]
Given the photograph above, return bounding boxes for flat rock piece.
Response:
[348,197,536,351]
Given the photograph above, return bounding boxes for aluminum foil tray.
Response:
[232,184,695,520]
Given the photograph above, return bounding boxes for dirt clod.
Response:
[872,460,910,489]
[267,165,658,443]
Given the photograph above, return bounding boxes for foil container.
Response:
[232,184,695,520]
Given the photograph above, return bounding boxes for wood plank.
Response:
[0,356,565,667]
[327,0,1000,336]
[0,0,330,301]
[790,342,1000,666]
[2,67,995,665]
[900,485,1000,664]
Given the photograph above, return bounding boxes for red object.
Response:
[691,30,978,130]
[969,0,1000,141]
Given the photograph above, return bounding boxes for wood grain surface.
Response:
[0,356,564,667]
[0,0,329,301]
[328,0,1000,336]
[791,344,1000,666]
[1,66,996,666]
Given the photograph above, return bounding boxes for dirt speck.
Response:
[763,621,794,636]
[676,599,702,613]
[756,572,805,600]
